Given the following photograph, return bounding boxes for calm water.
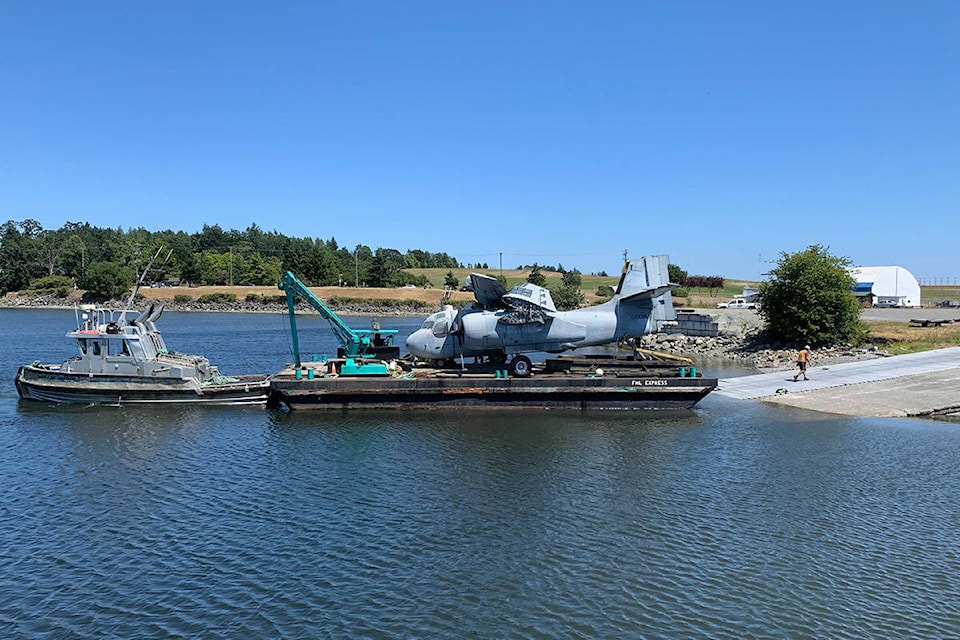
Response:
[2,309,959,638]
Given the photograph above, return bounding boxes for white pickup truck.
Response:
[716,297,759,310]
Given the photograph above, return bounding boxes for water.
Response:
[2,309,959,638]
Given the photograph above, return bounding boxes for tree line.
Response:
[0,220,463,296]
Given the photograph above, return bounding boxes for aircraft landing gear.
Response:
[510,355,533,378]
[490,352,508,365]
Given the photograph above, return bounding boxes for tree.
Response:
[0,221,39,293]
[485,273,508,288]
[37,230,64,276]
[561,269,582,289]
[60,234,88,281]
[82,262,133,300]
[367,248,404,287]
[668,263,687,284]
[551,269,585,310]
[443,270,459,288]
[526,264,547,287]
[759,245,866,346]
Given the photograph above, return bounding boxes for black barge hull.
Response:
[270,372,717,410]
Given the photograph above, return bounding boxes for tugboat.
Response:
[15,252,271,406]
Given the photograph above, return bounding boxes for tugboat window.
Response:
[77,339,87,355]
[91,341,102,356]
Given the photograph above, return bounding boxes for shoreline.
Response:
[0,293,434,318]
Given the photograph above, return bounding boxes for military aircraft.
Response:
[405,255,679,376]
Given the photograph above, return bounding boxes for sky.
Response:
[2,1,958,281]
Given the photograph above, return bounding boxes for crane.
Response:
[278,271,398,371]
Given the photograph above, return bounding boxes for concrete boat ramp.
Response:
[715,347,960,419]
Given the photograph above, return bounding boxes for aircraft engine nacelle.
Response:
[461,312,588,354]
[460,313,501,352]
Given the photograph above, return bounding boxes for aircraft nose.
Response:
[405,330,428,358]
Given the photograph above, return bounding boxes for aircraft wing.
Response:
[503,283,557,313]
[469,273,509,310]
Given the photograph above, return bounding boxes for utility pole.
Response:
[623,249,628,265]
[354,248,359,287]
[499,252,503,277]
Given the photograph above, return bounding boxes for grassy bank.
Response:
[864,321,960,355]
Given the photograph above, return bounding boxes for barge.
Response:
[269,355,717,410]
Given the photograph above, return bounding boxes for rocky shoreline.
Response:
[638,330,888,372]
[0,292,433,317]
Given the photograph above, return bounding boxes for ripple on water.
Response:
[3,397,960,637]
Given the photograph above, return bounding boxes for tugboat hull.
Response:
[16,366,271,406]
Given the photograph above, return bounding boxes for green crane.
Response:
[278,271,398,371]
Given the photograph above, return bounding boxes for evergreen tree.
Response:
[552,269,584,310]
[0,222,39,294]
[526,264,547,287]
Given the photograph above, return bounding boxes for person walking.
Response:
[793,345,811,381]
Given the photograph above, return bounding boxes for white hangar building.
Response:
[849,266,921,308]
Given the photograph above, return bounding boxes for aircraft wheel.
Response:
[510,355,533,377]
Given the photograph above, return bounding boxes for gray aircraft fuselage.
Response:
[405,256,676,363]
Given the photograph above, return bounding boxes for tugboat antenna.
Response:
[120,248,171,322]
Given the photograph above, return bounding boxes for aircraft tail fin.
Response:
[616,255,675,301]
[616,255,678,329]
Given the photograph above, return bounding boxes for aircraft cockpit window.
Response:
[432,319,449,337]
[421,319,434,330]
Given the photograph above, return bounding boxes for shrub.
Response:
[759,244,867,346]
[197,293,237,304]
[174,294,192,303]
[245,293,261,302]
[674,287,689,297]
[595,285,614,299]
[27,275,74,297]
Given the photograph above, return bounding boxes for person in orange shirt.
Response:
[793,345,811,381]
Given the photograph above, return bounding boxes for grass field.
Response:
[403,267,622,303]
[33,278,959,322]
[865,321,960,354]
[920,286,960,305]
[135,284,476,307]
[675,279,757,308]
[132,272,762,308]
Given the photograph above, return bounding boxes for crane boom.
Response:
[278,271,397,368]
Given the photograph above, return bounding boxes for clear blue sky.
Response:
[2,1,957,280]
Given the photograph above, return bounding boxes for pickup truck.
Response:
[716,297,759,310]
